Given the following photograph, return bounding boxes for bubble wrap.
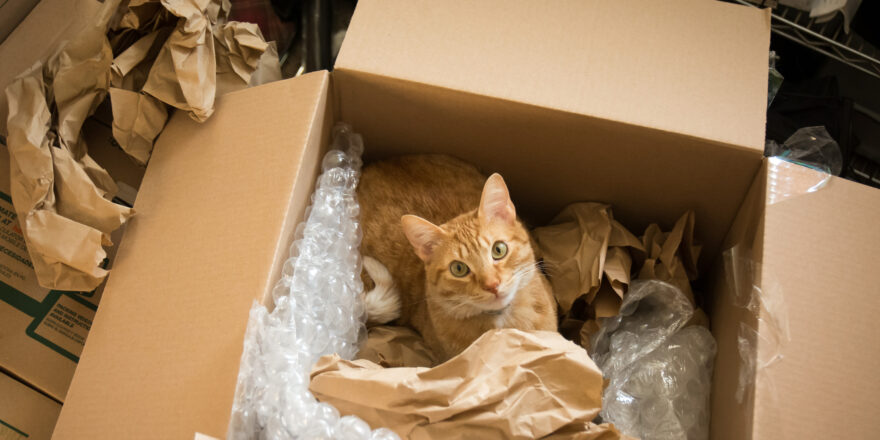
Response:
[227,124,399,440]
[590,280,716,440]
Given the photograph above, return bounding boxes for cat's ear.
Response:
[479,173,515,226]
[401,215,444,262]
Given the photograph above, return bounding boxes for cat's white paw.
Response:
[362,256,401,325]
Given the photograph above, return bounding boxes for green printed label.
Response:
[0,191,98,363]
[32,295,95,358]
[0,418,28,439]
[0,192,50,303]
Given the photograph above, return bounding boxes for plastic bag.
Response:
[765,126,843,176]
[590,280,716,440]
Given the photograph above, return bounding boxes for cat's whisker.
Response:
[500,264,541,293]
[537,259,559,268]
[536,260,561,277]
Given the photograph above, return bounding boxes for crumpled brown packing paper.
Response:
[356,325,438,368]
[118,0,171,31]
[5,1,133,291]
[247,41,282,87]
[215,23,282,95]
[533,204,703,350]
[311,329,626,440]
[109,0,280,164]
[141,0,218,123]
[215,22,267,86]
[532,203,644,314]
[110,29,165,90]
[637,210,700,303]
[4,0,280,289]
[107,27,169,165]
[109,88,168,164]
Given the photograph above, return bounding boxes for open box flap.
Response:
[711,160,880,439]
[336,0,770,153]
[52,72,331,439]
[750,164,880,439]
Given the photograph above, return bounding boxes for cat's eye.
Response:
[449,260,470,277]
[492,241,508,260]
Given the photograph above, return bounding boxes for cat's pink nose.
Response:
[483,280,500,295]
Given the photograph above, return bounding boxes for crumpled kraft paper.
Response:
[533,204,702,350]
[215,22,268,84]
[48,26,115,160]
[356,325,438,368]
[118,0,169,31]
[141,0,217,123]
[248,41,282,86]
[110,29,168,90]
[0,0,107,137]
[637,210,701,303]
[532,203,644,314]
[5,3,133,291]
[215,23,281,96]
[110,0,280,163]
[109,88,168,164]
[4,0,280,289]
[311,329,626,440]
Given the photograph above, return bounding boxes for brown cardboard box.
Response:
[0,371,62,440]
[52,1,880,439]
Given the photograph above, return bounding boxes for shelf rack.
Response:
[734,0,880,80]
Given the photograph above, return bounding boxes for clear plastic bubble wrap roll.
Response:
[590,280,716,440]
[227,124,399,440]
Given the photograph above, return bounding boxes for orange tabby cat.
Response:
[358,155,557,361]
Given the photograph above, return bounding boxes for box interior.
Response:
[253,71,771,437]
[335,69,767,274]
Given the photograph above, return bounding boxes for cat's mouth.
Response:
[482,303,511,316]
[478,291,514,313]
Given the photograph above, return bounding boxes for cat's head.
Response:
[401,174,538,317]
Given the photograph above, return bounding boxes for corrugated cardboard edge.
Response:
[261,74,332,308]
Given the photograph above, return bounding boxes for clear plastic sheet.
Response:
[590,280,716,440]
[227,124,399,440]
[721,246,791,405]
[765,127,843,205]
[767,51,783,107]
[766,126,843,175]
